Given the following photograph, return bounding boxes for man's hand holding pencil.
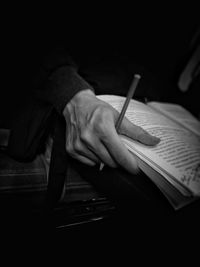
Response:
[63,74,160,174]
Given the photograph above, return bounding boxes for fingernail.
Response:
[153,136,160,143]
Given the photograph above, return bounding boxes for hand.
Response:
[63,89,160,174]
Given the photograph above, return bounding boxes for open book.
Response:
[97,95,200,210]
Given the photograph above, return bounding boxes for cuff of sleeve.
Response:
[44,66,95,114]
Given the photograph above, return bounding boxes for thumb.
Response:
[119,117,160,146]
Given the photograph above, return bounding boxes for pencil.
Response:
[99,73,141,171]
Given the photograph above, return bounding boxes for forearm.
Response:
[37,65,94,114]
[33,44,94,113]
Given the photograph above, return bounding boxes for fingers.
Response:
[66,137,99,165]
[81,133,118,168]
[74,126,140,173]
[102,126,140,174]
[119,117,160,145]
[66,133,117,168]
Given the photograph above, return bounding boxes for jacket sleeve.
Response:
[33,43,94,114]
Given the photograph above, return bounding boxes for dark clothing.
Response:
[1,40,93,125]
[32,44,95,114]
[1,36,97,160]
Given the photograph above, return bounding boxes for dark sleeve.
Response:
[33,44,94,114]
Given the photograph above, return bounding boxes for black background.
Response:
[1,3,199,119]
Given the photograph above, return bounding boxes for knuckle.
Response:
[94,108,113,131]
[100,106,112,121]
[74,140,82,152]
[80,130,90,143]
[95,105,111,120]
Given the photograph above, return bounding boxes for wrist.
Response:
[63,89,95,117]
[72,89,95,101]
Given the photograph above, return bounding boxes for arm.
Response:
[33,43,94,113]
[35,44,160,174]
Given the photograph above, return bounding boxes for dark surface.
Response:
[2,160,199,239]
[1,8,199,246]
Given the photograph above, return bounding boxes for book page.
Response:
[97,95,200,196]
[148,101,200,137]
